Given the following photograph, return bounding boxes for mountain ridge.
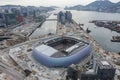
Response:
[65,0,120,13]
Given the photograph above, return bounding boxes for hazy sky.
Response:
[0,0,119,7]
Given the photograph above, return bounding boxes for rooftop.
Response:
[96,60,114,69]
[35,36,89,58]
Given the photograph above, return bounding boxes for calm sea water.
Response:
[71,10,120,53]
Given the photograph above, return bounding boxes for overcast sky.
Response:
[0,0,119,7]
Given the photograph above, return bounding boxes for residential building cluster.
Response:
[0,5,54,27]
[82,60,115,80]
[57,11,72,25]
[66,60,116,80]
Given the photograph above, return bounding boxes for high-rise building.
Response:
[57,11,72,25]
[80,60,116,80]
[4,13,16,25]
[21,7,28,17]
[0,7,2,13]
[94,60,116,80]
[57,11,66,24]
[0,13,4,27]
[81,70,97,80]
[65,11,72,23]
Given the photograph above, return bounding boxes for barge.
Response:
[90,20,120,33]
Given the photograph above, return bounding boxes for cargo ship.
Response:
[111,36,120,42]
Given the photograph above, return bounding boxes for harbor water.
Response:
[71,10,120,53]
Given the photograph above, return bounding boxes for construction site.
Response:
[0,11,120,80]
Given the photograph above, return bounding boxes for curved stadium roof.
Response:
[32,36,92,68]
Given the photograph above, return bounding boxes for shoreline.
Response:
[72,19,120,69]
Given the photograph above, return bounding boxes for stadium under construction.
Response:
[32,36,92,68]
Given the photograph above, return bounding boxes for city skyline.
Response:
[0,0,119,7]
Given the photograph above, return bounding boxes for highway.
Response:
[0,62,25,80]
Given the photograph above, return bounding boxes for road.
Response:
[0,62,25,80]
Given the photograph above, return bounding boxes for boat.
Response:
[111,36,120,42]
[86,28,91,33]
